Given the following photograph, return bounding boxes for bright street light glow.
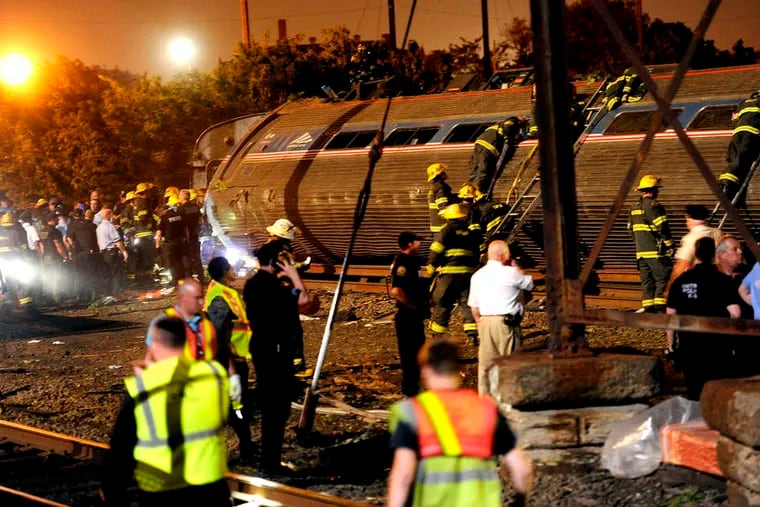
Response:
[167,36,197,66]
[0,53,33,86]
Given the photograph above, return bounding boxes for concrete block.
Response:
[701,377,760,448]
[718,436,760,493]
[488,352,661,408]
[661,421,721,477]
[727,481,760,507]
[504,404,647,449]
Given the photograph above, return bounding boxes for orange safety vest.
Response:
[411,389,498,459]
[165,306,218,361]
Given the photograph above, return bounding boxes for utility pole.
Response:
[387,0,397,50]
[481,0,493,79]
[240,0,251,47]
[636,0,643,51]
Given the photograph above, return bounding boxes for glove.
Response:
[228,374,242,403]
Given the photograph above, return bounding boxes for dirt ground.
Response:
[0,289,728,506]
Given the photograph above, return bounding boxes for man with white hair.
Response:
[467,240,533,395]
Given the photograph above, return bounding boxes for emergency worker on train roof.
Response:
[466,117,528,199]
[428,203,480,346]
[427,163,455,237]
[718,89,760,208]
[628,175,673,313]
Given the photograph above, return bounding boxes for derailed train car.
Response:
[205,64,760,268]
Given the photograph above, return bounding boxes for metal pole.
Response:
[240,0,251,47]
[387,0,397,50]
[481,0,493,79]
[530,0,583,349]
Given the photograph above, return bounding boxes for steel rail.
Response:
[0,420,370,507]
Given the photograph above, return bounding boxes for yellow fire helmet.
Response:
[636,174,663,191]
[189,189,199,201]
[458,182,483,201]
[266,218,296,240]
[135,182,149,194]
[439,203,468,221]
[426,163,448,182]
[125,191,136,201]
[164,186,180,198]
[0,212,14,226]
[34,198,48,208]
[167,195,180,207]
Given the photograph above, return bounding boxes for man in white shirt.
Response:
[668,204,721,287]
[96,208,128,298]
[468,240,534,395]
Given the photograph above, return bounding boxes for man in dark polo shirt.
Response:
[66,208,102,302]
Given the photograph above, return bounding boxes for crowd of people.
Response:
[0,184,209,310]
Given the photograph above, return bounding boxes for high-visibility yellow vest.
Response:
[125,357,228,492]
[165,307,217,361]
[204,280,252,359]
[389,389,502,507]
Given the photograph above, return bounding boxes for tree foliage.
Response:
[0,13,756,207]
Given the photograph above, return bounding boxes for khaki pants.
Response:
[478,315,521,395]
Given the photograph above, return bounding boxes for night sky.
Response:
[0,0,758,78]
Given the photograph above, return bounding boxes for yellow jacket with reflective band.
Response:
[627,196,673,259]
[427,220,480,275]
[720,96,760,185]
[165,307,217,361]
[124,356,228,492]
[204,280,252,359]
[389,389,502,507]
[428,180,454,233]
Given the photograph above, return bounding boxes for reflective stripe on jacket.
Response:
[428,221,480,275]
[627,197,673,259]
[389,389,501,507]
[165,307,217,361]
[124,357,228,492]
[204,280,252,359]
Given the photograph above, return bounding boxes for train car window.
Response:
[688,105,737,130]
[325,131,376,150]
[384,127,440,146]
[442,123,491,143]
[603,109,684,135]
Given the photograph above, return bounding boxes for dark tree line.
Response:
[0,5,756,206]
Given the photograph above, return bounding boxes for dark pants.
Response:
[468,145,497,195]
[680,333,734,401]
[637,257,671,311]
[253,355,294,469]
[163,240,187,284]
[229,358,252,458]
[187,236,204,280]
[74,251,102,300]
[102,249,124,296]
[395,309,426,397]
[430,274,476,336]
[132,236,156,279]
[138,479,231,507]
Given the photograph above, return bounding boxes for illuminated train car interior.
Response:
[206,64,760,268]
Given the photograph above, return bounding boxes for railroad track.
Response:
[303,264,643,310]
[0,420,371,507]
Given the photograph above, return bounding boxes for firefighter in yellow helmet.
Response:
[428,203,480,345]
[427,163,455,236]
[628,175,673,312]
[133,183,158,282]
[100,315,231,505]
[155,195,187,285]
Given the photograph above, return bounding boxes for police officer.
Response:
[155,196,187,285]
[428,203,480,345]
[718,89,760,207]
[426,163,454,236]
[97,208,129,299]
[467,117,527,197]
[390,232,428,397]
[628,175,673,313]
[66,207,101,302]
[100,315,231,506]
[40,211,68,303]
